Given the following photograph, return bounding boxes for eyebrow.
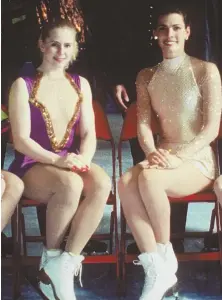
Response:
[157,24,182,28]
[47,40,72,44]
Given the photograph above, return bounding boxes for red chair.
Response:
[118,102,222,293]
[4,101,120,298]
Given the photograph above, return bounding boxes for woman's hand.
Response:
[147,149,171,168]
[54,153,90,172]
[147,149,183,169]
[70,153,90,173]
[114,85,129,110]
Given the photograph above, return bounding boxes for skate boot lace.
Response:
[64,259,83,287]
[74,263,83,287]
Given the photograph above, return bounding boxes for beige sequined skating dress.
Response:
[138,54,220,179]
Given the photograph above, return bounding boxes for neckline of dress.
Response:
[160,53,187,74]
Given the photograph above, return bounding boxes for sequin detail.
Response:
[29,72,83,152]
[136,55,222,179]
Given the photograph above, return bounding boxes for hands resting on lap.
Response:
[139,149,183,170]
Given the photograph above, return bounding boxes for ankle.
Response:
[157,242,171,251]
[157,241,170,246]
[67,251,81,257]
[44,247,62,257]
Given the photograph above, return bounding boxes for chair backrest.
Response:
[119,102,160,142]
[92,101,113,141]
[75,101,113,142]
[91,101,116,196]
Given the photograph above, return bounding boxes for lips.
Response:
[54,57,66,62]
[164,41,177,46]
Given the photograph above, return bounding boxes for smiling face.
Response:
[154,13,190,59]
[39,27,76,70]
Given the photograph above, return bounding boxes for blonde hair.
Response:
[40,18,79,62]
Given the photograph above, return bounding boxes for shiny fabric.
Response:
[9,73,81,178]
[137,54,221,179]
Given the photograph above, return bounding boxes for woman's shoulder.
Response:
[68,73,90,89]
[189,56,219,79]
[11,75,37,98]
[11,77,28,91]
[136,66,157,84]
[9,77,30,104]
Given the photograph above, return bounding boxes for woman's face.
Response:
[154,13,190,58]
[40,27,76,69]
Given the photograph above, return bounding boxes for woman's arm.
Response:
[136,69,156,157]
[78,77,97,165]
[176,62,222,159]
[9,78,60,165]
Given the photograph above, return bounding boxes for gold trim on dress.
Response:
[29,71,83,152]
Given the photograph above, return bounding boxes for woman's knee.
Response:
[118,171,138,201]
[138,169,164,190]
[118,174,129,194]
[14,177,24,199]
[87,169,111,195]
[4,172,24,200]
[55,172,84,198]
[100,173,112,193]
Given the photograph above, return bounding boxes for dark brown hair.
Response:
[153,4,191,29]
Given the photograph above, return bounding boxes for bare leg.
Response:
[23,163,111,299]
[118,165,157,253]
[138,162,212,245]
[23,164,84,249]
[23,163,111,252]
[1,170,24,231]
[214,175,222,206]
[66,163,111,254]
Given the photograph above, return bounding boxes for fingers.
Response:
[116,95,128,110]
[154,149,171,166]
[149,164,166,169]
[115,86,129,110]
[158,148,169,155]
[150,155,168,167]
[138,160,149,169]
[122,89,129,102]
[67,153,89,173]
[71,165,89,173]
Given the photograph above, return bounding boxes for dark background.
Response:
[2,0,222,106]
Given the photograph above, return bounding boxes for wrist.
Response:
[146,148,157,157]
[78,153,91,165]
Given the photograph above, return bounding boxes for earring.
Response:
[154,36,158,40]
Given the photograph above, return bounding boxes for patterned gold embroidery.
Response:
[29,71,83,152]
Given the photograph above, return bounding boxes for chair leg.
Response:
[109,211,114,254]
[120,212,127,296]
[209,208,216,234]
[21,212,27,257]
[11,205,22,299]
[216,203,222,292]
